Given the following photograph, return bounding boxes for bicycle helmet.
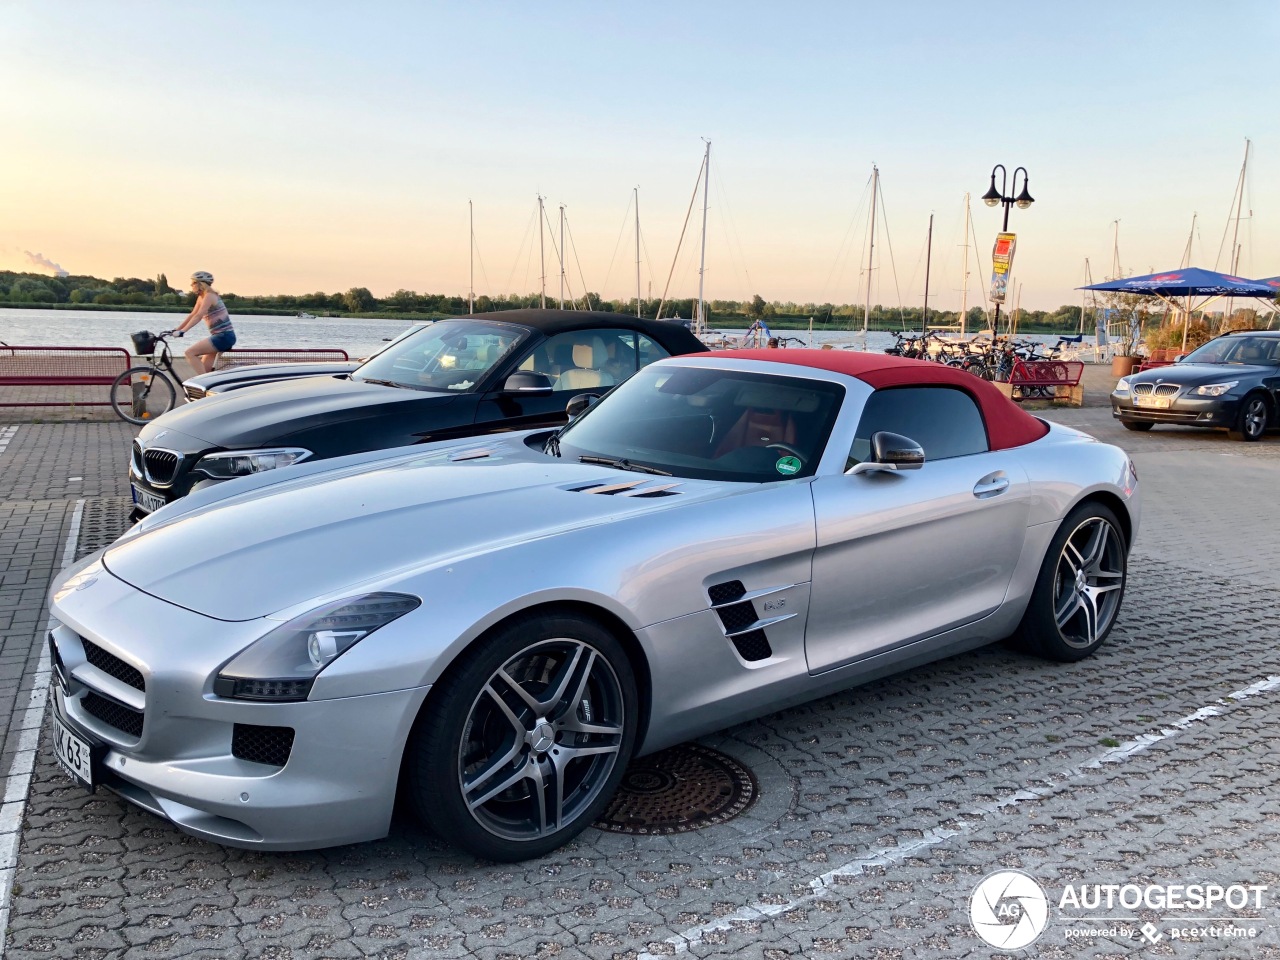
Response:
[190,271,214,285]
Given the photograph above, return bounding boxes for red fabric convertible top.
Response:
[711,349,1050,451]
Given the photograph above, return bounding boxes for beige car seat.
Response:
[558,338,617,390]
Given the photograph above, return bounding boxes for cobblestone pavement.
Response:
[3,413,1280,959]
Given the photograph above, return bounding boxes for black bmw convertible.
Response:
[129,310,705,515]
[1111,329,1280,440]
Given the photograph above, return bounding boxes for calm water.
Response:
[0,308,1074,358]
[0,309,414,358]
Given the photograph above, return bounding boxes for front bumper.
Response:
[1110,392,1242,426]
[49,575,431,851]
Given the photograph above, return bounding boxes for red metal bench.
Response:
[214,348,350,370]
[0,346,132,408]
[1007,359,1085,402]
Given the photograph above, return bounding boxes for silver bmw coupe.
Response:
[48,350,1139,861]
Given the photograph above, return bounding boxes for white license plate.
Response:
[52,714,95,788]
[131,483,166,514]
[1134,395,1172,409]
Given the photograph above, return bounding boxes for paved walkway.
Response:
[2,411,1279,959]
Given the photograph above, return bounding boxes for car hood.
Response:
[102,453,734,621]
[1126,362,1274,387]
[138,375,458,448]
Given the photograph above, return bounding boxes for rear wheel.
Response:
[1122,420,1154,432]
[1227,394,1268,442]
[404,610,638,861]
[110,367,176,424]
[1015,502,1127,662]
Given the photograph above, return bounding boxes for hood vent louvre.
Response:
[449,448,494,462]
[569,478,682,498]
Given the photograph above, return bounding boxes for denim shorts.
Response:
[210,331,237,352]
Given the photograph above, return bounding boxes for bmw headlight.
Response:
[213,593,420,701]
[194,447,312,479]
[1112,377,1131,395]
[1193,381,1238,397]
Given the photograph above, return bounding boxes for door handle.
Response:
[973,474,1010,499]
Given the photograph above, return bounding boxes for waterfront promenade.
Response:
[1,408,1278,958]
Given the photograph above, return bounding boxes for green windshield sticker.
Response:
[775,456,802,475]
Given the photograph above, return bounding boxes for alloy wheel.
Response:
[1053,516,1125,649]
[458,638,625,842]
[1244,397,1267,439]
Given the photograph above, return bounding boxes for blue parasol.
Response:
[1080,267,1275,298]
[1080,268,1277,352]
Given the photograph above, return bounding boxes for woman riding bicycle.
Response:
[169,271,236,374]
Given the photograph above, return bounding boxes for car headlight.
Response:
[1192,381,1238,397]
[213,593,420,701]
[1112,377,1131,395]
[194,447,312,478]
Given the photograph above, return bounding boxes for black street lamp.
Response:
[982,164,1034,331]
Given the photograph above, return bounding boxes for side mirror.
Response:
[565,393,600,420]
[846,432,926,476]
[502,372,554,396]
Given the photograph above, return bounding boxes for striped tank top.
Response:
[204,295,233,336]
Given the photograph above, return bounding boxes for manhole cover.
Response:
[76,497,133,559]
[594,743,757,834]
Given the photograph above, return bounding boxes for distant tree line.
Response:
[0,269,1219,333]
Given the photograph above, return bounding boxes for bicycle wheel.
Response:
[110,367,176,424]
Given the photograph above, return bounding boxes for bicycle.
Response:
[110,330,183,424]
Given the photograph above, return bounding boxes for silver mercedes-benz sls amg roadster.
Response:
[48,350,1139,861]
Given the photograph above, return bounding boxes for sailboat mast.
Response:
[538,195,546,309]
[468,200,474,314]
[635,187,642,318]
[864,165,878,335]
[559,204,567,309]
[922,213,933,328]
[1181,212,1197,268]
[696,139,711,334]
[1111,220,1121,278]
[959,194,970,337]
[1080,259,1088,336]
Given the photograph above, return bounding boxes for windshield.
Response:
[352,319,528,390]
[551,364,843,482]
[1184,336,1280,366]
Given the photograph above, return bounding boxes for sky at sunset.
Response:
[3,1,1278,312]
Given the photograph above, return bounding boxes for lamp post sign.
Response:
[990,232,1017,304]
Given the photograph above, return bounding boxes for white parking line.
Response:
[642,673,1280,959]
[0,498,83,959]
[0,426,18,457]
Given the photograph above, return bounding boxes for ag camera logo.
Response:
[970,870,1049,949]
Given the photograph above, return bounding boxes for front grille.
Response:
[1132,382,1180,397]
[131,440,144,474]
[81,638,145,692]
[143,449,180,485]
[731,630,773,662]
[232,724,295,767]
[184,384,206,401]
[82,691,144,738]
[1153,383,1180,397]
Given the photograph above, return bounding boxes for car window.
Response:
[553,365,843,482]
[353,319,526,391]
[1185,336,1280,365]
[850,386,988,465]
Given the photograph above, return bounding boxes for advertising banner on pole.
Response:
[990,233,1017,304]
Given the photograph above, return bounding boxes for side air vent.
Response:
[706,580,774,662]
[708,581,747,605]
[569,478,682,498]
[449,448,493,462]
[731,630,772,662]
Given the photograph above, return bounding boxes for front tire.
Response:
[1227,394,1268,442]
[110,367,176,424]
[1015,502,1127,662]
[1122,420,1154,432]
[404,610,638,861]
